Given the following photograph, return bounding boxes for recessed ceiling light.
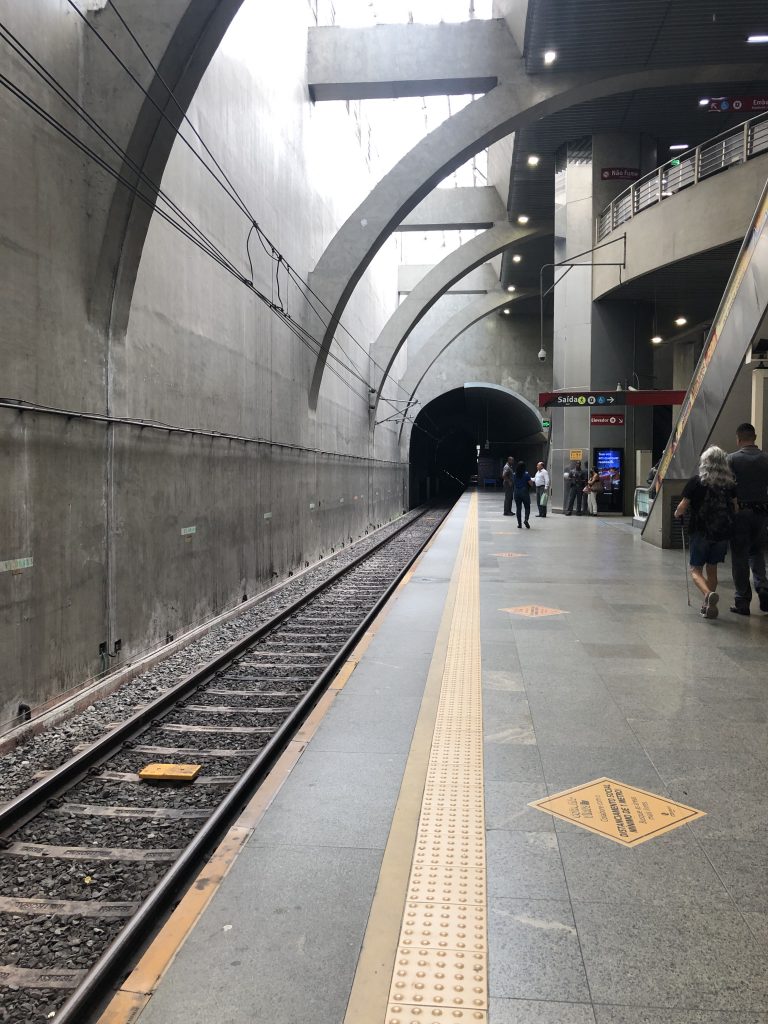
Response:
[517,215,529,224]
[669,144,689,151]
[503,308,511,315]
[543,50,557,64]
[674,316,688,326]
[507,285,516,293]
[512,254,522,263]
[651,335,663,344]
[527,154,540,167]
[747,34,768,43]
[698,98,709,107]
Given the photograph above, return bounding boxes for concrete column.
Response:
[549,133,656,511]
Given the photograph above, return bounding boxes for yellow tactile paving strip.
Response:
[95,519,448,1024]
[384,492,487,1024]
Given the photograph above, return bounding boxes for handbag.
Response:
[583,485,590,494]
[540,491,548,507]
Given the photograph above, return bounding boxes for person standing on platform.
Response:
[502,455,515,516]
[513,461,533,528]
[674,446,737,620]
[727,422,768,615]
[565,460,587,516]
[586,465,602,516]
[534,461,550,517]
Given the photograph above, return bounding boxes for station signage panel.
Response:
[539,391,624,407]
[591,412,625,426]
[705,96,768,113]
[600,166,639,180]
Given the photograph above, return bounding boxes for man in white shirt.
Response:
[534,462,550,518]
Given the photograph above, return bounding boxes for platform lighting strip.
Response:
[385,492,487,1023]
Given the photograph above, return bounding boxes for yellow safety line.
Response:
[97,518,448,1024]
[383,490,486,1022]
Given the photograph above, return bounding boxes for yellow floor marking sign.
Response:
[530,778,705,846]
[385,491,488,1023]
[500,605,567,617]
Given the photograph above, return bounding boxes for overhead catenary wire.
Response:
[1,11,413,420]
[0,43,392,410]
[0,23,244,282]
[69,0,413,400]
[0,72,374,408]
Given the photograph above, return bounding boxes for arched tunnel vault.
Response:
[308,59,767,407]
[407,383,543,506]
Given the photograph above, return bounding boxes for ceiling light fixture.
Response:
[674,316,688,326]
[507,285,516,293]
[669,144,689,151]
[527,154,540,167]
[747,34,768,43]
[503,308,511,315]
[543,50,557,64]
[651,335,663,344]
[512,254,522,263]
[517,215,529,224]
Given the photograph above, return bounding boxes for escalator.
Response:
[643,177,768,546]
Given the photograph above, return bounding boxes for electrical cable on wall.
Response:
[66,0,414,403]
[0,39,397,409]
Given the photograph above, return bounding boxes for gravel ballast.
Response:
[0,510,422,805]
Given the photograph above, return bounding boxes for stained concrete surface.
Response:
[140,494,767,1022]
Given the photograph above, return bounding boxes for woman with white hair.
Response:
[674,446,738,619]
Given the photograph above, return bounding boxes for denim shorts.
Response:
[688,532,728,567]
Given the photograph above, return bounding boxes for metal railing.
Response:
[596,111,768,241]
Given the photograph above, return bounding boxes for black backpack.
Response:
[700,484,735,542]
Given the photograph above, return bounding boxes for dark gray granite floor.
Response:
[479,491,768,1023]
[139,494,767,1024]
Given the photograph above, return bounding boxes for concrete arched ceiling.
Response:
[407,382,542,452]
[308,60,767,406]
[89,0,247,340]
[373,223,542,413]
[396,288,536,443]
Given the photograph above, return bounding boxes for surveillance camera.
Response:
[538,348,547,362]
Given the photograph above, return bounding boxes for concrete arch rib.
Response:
[373,223,541,413]
[463,382,542,436]
[308,60,766,407]
[396,288,535,443]
[91,0,247,342]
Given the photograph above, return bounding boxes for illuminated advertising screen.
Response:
[593,447,623,511]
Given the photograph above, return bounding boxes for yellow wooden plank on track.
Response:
[97,509,450,1024]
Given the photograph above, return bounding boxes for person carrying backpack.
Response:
[674,446,737,619]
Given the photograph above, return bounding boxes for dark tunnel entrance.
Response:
[408,383,545,506]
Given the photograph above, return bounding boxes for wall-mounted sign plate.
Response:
[530,778,705,846]
[0,557,33,573]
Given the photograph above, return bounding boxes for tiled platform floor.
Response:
[139,493,768,1024]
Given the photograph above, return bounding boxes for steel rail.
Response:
[0,507,430,839]
[1,504,446,1023]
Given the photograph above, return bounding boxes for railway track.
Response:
[0,505,448,1024]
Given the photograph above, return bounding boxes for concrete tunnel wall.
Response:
[0,0,405,724]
